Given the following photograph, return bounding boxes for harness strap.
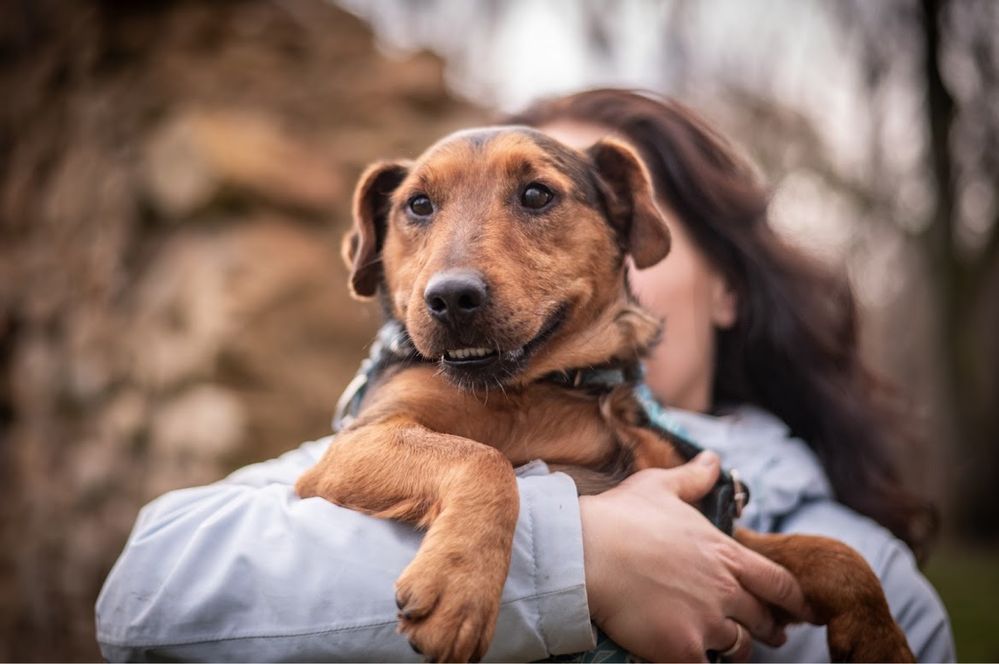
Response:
[540,366,632,392]
[332,320,421,432]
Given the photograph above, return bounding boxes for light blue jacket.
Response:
[96,405,954,662]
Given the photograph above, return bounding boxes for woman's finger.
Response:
[731,545,811,620]
[627,451,721,504]
[726,590,786,647]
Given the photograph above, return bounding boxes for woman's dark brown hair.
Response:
[509,89,937,560]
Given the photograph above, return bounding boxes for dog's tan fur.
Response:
[296,128,913,662]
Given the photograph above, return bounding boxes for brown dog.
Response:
[296,127,914,662]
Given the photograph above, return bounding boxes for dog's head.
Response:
[344,126,670,389]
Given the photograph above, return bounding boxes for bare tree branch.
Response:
[921,0,959,283]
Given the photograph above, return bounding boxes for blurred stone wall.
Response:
[0,1,483,660]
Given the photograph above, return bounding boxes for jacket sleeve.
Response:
[751,500,955,663]
[95,437,596,662]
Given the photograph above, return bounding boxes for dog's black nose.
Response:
[424,269,489,326]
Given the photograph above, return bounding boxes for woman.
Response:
[512,89,953,661]
[96,90,953,662]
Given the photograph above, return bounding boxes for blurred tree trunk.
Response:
[920,0,999,541]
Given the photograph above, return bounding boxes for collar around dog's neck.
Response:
[540,365,634,393]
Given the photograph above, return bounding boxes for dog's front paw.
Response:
[826,610,915,663]
[394,548,505,663]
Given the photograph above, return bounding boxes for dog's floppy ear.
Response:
[342,160,410,299]
[587,138,671,269]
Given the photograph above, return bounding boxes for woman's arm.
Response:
[95,437,594,662]
[96,439,809,662]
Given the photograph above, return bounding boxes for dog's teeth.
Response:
[445,347,493,360]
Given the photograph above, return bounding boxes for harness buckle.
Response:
[729,468,748,519]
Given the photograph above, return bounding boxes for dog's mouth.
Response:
[439,304,568,382]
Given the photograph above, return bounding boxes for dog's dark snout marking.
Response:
[424,269,489,327]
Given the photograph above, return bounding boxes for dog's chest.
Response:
[362,365,621,468]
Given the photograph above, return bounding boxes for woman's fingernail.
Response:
[698,451,717,466]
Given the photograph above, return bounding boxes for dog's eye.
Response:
[408,195,434,217]
[520,183,554,210]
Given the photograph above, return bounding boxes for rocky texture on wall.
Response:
[0,1,483,659]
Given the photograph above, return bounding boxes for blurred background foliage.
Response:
[0,0,996,661]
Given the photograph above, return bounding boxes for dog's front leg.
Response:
[735,529,914,662]
[296,418,519,662]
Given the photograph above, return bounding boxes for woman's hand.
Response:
[579,452,812,662]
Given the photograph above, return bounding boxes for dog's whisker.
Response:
[493,376,508,400]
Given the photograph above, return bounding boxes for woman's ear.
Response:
[711,278,738,329]
[343,160,409,299]
[587,138,671,269]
